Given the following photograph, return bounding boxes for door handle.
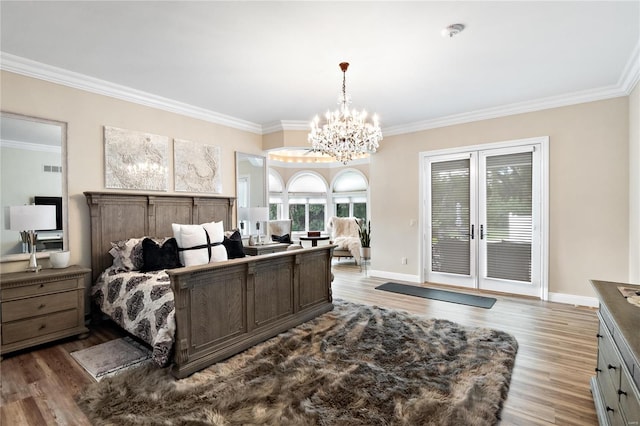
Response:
[480,225,484,240]
[470,225,474,239]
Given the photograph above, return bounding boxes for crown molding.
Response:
[0,138,61,153]
[0,52,263,134]
[384,41,640,137]
[3,41,638,139]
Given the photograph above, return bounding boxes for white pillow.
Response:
[172,221,228,267]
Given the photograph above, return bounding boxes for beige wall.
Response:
[371,98,630,298]
[630,82,640,283]
[0,71,262,273]
[1,69,632,300]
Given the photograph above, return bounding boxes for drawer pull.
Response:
[596,333,603,338]
[39,324,46,330]
[606,406,615,413]
[617,389,627,396]
[595,367,602,373]
[38,304,46,309]
[607,364,616,371]
[39,284,44,288]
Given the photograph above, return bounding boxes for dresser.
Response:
[590,280,640,425]
[243,243,290,256]
[1,265,90,357]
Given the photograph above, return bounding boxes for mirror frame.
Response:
[235,151,267,233]
[1,111,68,262]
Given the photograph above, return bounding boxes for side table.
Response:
[299,236,330,247]
[1,265,90,357]
[243,243,290,256]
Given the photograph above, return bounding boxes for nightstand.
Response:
[1,265,90,357]
[243,243,290,256]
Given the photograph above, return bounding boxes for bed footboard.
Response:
[167,245,334,378]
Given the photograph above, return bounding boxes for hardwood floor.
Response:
[1,262,599,425]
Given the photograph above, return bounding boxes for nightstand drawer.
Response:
[1,278,78,300]
[2,309,79,344]
[2,291,78,322]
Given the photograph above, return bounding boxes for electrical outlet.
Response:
[401,257,407,265]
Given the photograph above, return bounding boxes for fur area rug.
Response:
[76,300,518,425]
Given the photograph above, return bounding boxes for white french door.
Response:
[423,138,547,298]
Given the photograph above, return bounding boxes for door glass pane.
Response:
[485,152,532,282]
[431,159,470,275]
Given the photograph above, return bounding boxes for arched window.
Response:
[332,170,369,220]
[268,168,284,220]
[288,172,328,232]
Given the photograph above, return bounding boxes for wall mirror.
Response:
[1,112,67,261]
[235,152,267,236]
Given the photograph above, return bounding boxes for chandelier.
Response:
[308,62,382,164]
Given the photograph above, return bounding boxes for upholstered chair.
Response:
[266,219,293,244]
[327,216,362,265]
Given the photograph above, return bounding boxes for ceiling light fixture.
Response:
[308,62,382,165]
[442,23,465,38]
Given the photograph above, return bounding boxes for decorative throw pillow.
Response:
[141,237,182,272]
[109,236,158,271]
[109,236,175,271]
[223,229,246,259]
[271,233,292,244]
[172,221,228,267]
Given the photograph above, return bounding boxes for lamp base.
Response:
[26,251,41,272]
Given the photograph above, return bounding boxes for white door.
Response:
[424,139,546,298]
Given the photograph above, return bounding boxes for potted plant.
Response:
[358,219,371,260]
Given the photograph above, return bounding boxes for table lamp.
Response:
[250,207,270,244]
[10,204,57,272]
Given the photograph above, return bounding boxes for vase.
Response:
[360,247,371,260]
[50,251,70,268]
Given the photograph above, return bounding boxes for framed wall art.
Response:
[104,126,168,191]
[174,138,222,193]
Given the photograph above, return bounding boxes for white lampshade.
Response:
[9,205,56,231]
[249,207,270,223]
[238,207,250,221]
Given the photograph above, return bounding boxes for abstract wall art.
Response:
[104,126,169,191]
[174,138,222,193]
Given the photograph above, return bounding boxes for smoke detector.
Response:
[442,23,465,38]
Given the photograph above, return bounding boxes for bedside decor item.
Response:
[359,219,371,260]
[49,250,70,269]
[77,300,517,425]
[309,62,382,164]
[9,204,56,272]
[174,138,221,193]
[250,207,269,244]
[104,126,168,191]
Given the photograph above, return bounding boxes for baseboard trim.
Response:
[368,270,421,284]
[547,292,599,308]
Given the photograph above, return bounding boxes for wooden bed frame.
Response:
[85,192,334,378]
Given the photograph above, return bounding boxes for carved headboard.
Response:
[84,192,235,282]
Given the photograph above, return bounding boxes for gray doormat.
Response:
[376,282,496,309]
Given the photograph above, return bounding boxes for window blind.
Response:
[431,159,471,275]
[485,152,532,282]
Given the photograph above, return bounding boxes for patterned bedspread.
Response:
[92,268,176,366]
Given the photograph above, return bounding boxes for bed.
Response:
[85,192,334,378]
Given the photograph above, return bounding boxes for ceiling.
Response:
[1,1,639,137]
